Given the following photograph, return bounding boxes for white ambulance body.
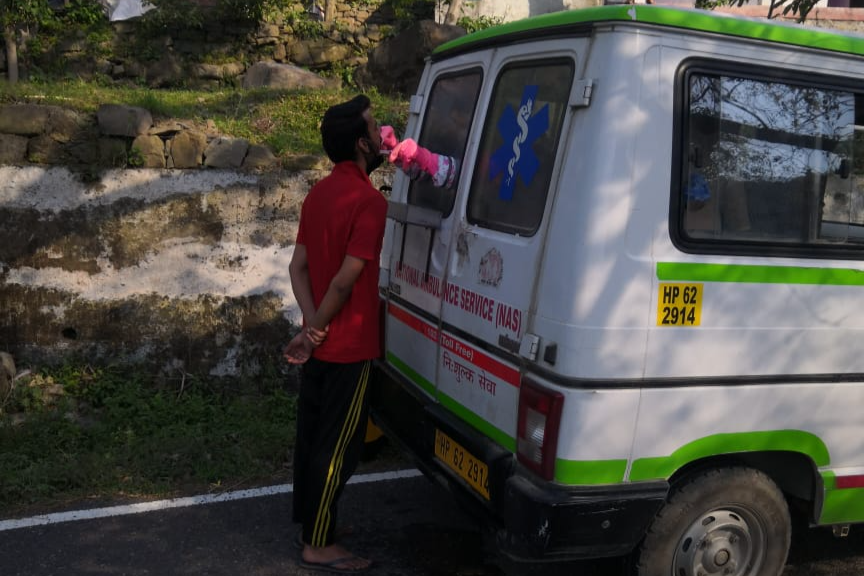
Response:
[372,6,864,575]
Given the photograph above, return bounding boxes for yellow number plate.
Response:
[657,283,703,326]
[434,429,490,500]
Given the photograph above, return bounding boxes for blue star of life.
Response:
[489,85,550,201]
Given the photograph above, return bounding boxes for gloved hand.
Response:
[389,138,437,176]
[380,125,399,152]
[389,138,460,189]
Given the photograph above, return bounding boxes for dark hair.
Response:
[320,95,372,163]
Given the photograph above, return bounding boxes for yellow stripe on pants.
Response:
[311,361,370,546]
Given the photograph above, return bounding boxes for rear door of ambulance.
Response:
[385,38,585,500]
[383,52,487,410]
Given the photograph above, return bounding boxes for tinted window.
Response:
[679,69,864,252]
[408,70,482,215]
[467,60,574,235]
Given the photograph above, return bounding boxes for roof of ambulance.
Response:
[433,5,864,59]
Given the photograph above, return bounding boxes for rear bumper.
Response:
[370,359,669,561]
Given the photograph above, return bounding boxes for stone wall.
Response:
[0,1,434,88]
[0,103,281,171]
[0,103,395,379]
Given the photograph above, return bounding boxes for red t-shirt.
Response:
[296,161,387,363]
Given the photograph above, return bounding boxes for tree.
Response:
[0,0,54,83]
[698,0,820,22]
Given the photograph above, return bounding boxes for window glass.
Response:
[467,60,574,235]
[408,70,482,215]
[681,71,863,249]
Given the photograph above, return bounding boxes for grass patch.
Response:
[0,79,409,156]
[0,364,298,515]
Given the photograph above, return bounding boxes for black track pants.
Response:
[292,358,371,547]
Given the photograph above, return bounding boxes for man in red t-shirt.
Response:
[283,95,386,574]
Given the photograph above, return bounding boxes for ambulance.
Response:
[370,6,864,575]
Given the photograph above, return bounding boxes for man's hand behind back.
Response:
[283,332,314,364]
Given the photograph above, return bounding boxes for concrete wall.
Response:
[0,165,392,379]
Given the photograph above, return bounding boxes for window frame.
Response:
[465,57,575,237]
[670,57,864,261]
[407,67,484,218]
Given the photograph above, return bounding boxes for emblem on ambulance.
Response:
[479,248,504,287]
[489,84,550,201]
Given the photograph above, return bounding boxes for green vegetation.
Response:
[2,0,118,82]
[0,79,409,157]
[61,0,106,26]
[141,0,303,30]
[212,0,293,24]
[1,0,56,82]
[285,8,326,40]
[380,0,435,23]
[0,364,298,514]
[456,13,503,34]
[143,0,299,28]
[138,0,205,33]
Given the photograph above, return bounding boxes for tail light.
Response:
[516,377,564,481]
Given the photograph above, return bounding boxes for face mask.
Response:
[363,137,384,175]
[366,152,384,175]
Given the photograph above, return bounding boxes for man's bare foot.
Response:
[301,543,372,573]
[294,526,356,550]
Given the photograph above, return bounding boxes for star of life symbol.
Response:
[489,85,550,201]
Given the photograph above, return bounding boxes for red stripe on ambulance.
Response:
[836,474,864,489]
[388,303,519,387]
[389,303,439,342]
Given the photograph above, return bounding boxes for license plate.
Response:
[657,283,703,327]
[434,428,490,500]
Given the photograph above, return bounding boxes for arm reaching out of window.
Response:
[380,126,460,189]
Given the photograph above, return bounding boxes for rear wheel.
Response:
[634,467,791,576]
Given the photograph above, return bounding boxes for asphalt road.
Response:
[0,471,863,576]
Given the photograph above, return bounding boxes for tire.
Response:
[634,466,791,576]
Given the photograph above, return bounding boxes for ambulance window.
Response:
[467,60,574,235]
[677,68,864,257]
[408,70,482,216]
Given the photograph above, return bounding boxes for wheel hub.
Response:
[673,509,765,576]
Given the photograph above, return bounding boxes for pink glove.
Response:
[389,138,437,175]
[380,125,399,152]
[389,138,460,189]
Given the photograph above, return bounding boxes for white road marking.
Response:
[0,468,423,532]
